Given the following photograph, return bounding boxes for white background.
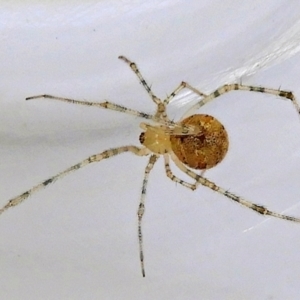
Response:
[1,1,300,299]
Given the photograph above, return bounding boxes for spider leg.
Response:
[118,55,162,106]
[183,83,300,118]
[26,94,198,137]
[164,81,208,105]
[26,94,158,121]
[118,56,208,108]
[0,146,150,216]
[163,154,198,190]
[118,55,171,122]
[171,153,300,222]
[138,154,159,277]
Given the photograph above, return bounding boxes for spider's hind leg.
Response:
[137,154,159,277]
[171,153,300,223]
[163,154,198,190]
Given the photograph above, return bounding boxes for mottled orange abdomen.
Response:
[170,114,229,170]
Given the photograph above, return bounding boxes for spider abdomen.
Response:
[170,114,229,170]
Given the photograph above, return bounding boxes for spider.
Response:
[1,56,300,277]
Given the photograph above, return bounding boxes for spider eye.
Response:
[139,132,145,144]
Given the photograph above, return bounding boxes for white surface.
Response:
[1,1,300,299]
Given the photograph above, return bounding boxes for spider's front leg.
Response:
[164,81,208,106]
[118,56,209,120]
[118,55,161,106]
[26,94,159,121]
[183,83,300,118]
